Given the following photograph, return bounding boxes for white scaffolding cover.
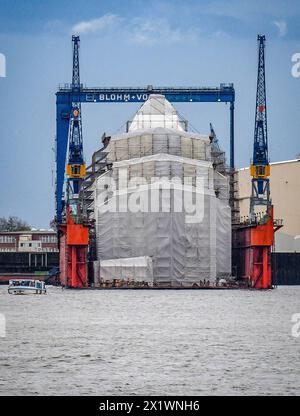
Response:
[92,95,231,284]
[94,256,154,285]
[129,94,186,131]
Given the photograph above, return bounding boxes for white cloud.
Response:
[70,15,199,45]
[71,14,121,35]
[273,20,287,37]
[129,18,198,45]
[211,30,231,40]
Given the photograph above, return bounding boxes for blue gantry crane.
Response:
[57,35,89,289]
[250,34,271,219]
[65,35,86,215]
[232,34,283,289]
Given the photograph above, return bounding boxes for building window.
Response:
[0,235,16,243]
[41,235,57,243]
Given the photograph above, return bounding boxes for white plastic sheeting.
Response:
[94,256,153,285]
[94,189,230,283]
[92,95,231,284]
[107,127,210,163]
[129,94,186,131]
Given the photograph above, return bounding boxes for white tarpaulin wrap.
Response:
[94,256,153,284]
[129,94,186,131]
[92,95,231,285]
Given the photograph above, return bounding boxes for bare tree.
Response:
[0,216,31,231]
[49,218,57,231]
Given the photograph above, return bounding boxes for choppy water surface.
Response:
[0,285,300,395]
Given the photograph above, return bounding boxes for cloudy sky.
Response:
[0,0,299,227]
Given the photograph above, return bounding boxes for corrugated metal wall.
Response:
[0,252,58,274]
[272,253,300,285]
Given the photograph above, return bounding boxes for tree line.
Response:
[0,216,31,231]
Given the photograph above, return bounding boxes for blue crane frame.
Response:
[56,84,235,223]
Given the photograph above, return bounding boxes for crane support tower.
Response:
[57,36,89,288]
[232,35,283,289]
[250,35,270,220]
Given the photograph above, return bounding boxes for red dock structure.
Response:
[58,208,89,288]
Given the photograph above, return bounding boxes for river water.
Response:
[0,285,300,396]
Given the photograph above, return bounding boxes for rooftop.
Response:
[0,230,56,235]
[239,158,300,171]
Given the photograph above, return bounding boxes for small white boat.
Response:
[8,279,47,295]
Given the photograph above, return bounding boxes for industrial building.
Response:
[90,94,231,286]
[0,230,59,283]
[0,230,58,252]
[237,158,300,252]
